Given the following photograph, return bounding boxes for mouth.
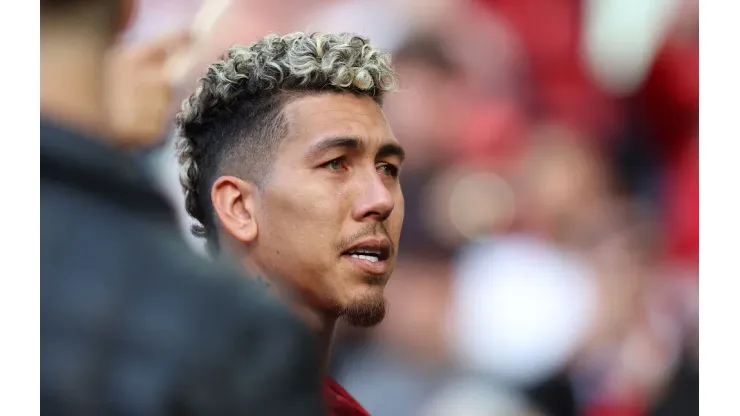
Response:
[341,238,392,276]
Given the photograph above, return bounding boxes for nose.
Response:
[352,170,395,222]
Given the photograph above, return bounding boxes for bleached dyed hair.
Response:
[175,32,398,254]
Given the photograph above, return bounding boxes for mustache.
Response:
[337,223,395,256]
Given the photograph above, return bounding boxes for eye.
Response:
[377,163,400,178]
[321,157,347,172]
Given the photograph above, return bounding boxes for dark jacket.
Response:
[41,121,322,416]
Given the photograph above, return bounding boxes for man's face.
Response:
[250,92,405,327]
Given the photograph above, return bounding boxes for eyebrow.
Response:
[305,137,362,161]
[305,136,406,163]
[377,143,406,163]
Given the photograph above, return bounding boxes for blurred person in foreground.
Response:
[175,32,404,415]
[41,1,323,414]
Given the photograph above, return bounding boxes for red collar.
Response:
[322,377,370,416]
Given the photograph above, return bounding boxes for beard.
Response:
[340,295,388,328]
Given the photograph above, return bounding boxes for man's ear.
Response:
[211,175,259,243]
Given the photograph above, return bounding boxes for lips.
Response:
[341,237,392,276]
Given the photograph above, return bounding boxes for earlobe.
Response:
[211,176,259,244]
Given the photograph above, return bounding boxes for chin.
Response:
[361,272,391,286]
[339,292,388,328]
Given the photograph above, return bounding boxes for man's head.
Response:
[41,0,135,136]
[41,0,132,41]
[176,32,404,327]
[382,33,465,169]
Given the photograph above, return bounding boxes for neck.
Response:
[238,255,338,374]
[40,30,110,138]
[310,310,337,374]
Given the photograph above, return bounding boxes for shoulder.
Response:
[41,207,322,414]
[40,128,324,414]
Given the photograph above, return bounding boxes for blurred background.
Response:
[130,0,699,415]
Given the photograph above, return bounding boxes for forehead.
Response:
[280,93,397,151]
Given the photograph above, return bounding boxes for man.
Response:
[175,32,405,415]
[41,1,322,414]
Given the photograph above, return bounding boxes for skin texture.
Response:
[212,92,405,329]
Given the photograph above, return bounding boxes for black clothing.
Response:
[41,120,322,416]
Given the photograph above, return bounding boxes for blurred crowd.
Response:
[124,0,698,415]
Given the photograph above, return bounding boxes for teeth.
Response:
[350,254,379,262]
[354,249,381,256]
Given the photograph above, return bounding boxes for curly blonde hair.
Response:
[175,32,398,253]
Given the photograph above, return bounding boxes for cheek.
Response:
[260,180,345,254]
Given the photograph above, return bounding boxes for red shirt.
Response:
[322,377,370,416]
